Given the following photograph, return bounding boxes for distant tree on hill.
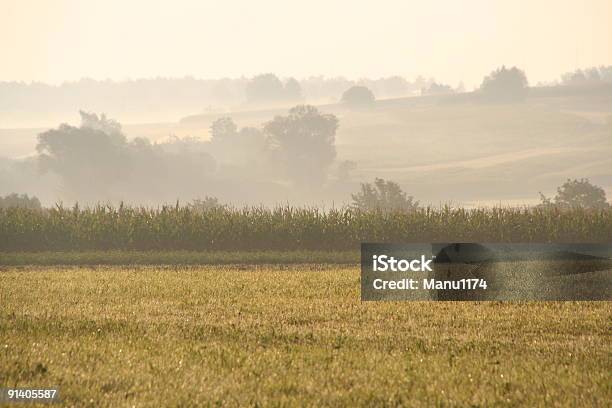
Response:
[352,178,419,211]
[421,82,454,95]
[539,178,609,209]
[210,117,238,143]
[380,76,409,98]
[560,66,612,86]
[79,110,123,140]
[246,74,285,104]
[36,111,129,200]
[209,117,266,163]
[601,66,612,82]
[37,111,218,203]
[264,105,338,186]
[284,77,303,101]
[245,74,303,105]
[0,193,42,209]
[341,86,375,108]
[480,66,528,102]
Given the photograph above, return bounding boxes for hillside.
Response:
[1,85,611,206]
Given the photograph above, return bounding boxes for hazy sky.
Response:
[2,0,611,87]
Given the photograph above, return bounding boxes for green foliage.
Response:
[1,204,610,251]
[352,178,419,211]
[539,178,609,209]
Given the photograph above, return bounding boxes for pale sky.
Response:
[1,0,611,87]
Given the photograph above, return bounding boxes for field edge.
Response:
[0,250,360,266]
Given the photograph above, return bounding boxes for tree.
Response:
[381,76,409,98]
[245,74,305,105]
[421,82,454,95]
[341,86,375,108]
[480,66,528,102]
[36,111,129,201]
[284,77,303,101]
[0,193,42,209]
[36,111,218,203]
[188,196,224,212]
[336,160,356,183]
[210,117,238,143]
[264,105,338,186]
[539,178,609,209]
[560,66,612,86]
[352,178,419,211]
[209,117,266,164]
[129,135,217,203]
[79,110,123,141]
[245,73,286,104]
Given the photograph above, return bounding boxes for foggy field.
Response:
[1,265,610,406]
[2,93,611,206]
[2,2,611,406]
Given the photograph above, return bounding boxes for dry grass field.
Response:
[1,264,610,406]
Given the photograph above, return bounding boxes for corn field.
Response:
[1,204,611,251]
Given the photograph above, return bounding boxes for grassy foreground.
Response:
[1,265,610,407]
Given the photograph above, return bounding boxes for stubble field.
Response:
[1,264,610,407]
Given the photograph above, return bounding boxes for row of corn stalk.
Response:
[1,204,610,251]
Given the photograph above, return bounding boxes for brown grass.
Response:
[1,265,610,406]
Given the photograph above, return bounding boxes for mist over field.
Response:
[1,71,611,208]
[1,2,611,406]
[1,0,611,208]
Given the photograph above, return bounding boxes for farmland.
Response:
[1,265,610,407]
[2,94,611,207]
[2,205,612,252]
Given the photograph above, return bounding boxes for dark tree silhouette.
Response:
[264,105,338,186]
